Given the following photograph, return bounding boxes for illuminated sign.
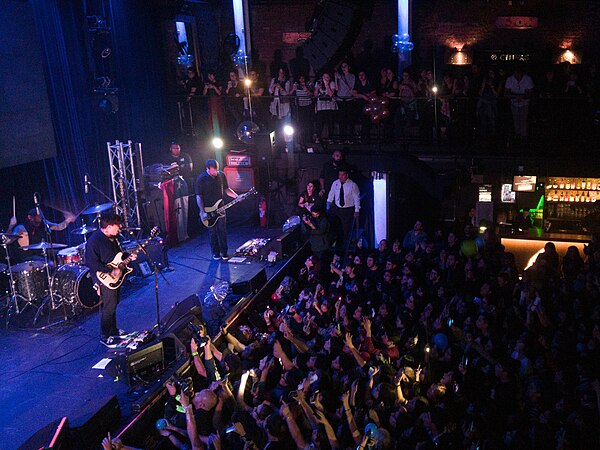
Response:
[282,32,312,44]
[489,52,530,62]
[479,184,493,203]
[496,16,538,29]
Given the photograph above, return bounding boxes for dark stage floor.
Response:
[0,226,287,450]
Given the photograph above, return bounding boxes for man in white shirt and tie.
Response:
[327,169,360,252]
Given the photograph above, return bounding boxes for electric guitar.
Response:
[97,227,160,289]
[201,187,257,228]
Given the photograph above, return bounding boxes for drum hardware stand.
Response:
[127,231,170,335]
[2,237,34,329]
[84,177,115,229]
[33,244,68,328]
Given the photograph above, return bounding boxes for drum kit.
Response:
[1,202,115,328]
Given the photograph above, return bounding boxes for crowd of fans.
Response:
[179,47,600,147]
[131,212,600,449]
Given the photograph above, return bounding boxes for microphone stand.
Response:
[128,231,170,335]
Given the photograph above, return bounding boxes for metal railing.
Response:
[170,94,600,150]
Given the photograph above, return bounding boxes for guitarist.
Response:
[194,159,238,261]
[85,212,137,346]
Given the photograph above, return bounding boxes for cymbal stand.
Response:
[33,243,68,327]
[2,237,34,328]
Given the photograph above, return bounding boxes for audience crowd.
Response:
[141,211,600,449]
[179,47,600,146]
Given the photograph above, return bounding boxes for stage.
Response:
[0,226,291,450]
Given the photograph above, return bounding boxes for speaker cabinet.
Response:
[475,201,494,227]
[124,237,168,277]
[255,131,276,161]
[303,0,356,72]
[224,167,255,193]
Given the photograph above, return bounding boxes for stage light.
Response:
[432,85,438,94]
[212,137,224,149]
[244,78,252,87]
[283,125,294,137]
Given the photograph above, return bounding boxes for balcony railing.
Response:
[170,94,600,152]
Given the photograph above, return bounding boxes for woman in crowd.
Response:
[297,179,319,216]
[269,67,292,122]
[314,72,337,144]
[291,73,314,147]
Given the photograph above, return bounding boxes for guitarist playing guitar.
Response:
[194,159,238,261]
[85,211,138,346]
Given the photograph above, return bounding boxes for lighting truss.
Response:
[106,140,143,229]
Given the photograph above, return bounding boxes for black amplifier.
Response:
[123,237,168,277]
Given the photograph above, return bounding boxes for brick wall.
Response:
[249,0,317,77]
[247,0,600,77]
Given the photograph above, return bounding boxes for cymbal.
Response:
[22,241,68,250]
[82,203,114,215]
[71,225,97,235]
[0,233,22,240]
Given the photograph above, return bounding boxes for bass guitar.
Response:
[97,227,160,289]
[201,187,257,228]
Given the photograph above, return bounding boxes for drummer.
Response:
[13,208,76,261]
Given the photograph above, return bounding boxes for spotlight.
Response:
[432,85,438,94]
[244,78,252,87]
[212,137,224,149]
[283,125,294,137]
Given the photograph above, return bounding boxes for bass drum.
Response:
[11,261,49,303]
[53,265,99,308]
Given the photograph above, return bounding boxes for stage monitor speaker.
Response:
[258,228,301,259]
[255,131,276,160]
[105,341,165,386]
[161,293,204,332]
[231,267,268,295]
[224,167,255,192]
[70,395,121,449]
[20,417,71,450]
[160,294,204,363]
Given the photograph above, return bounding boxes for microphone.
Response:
[84,174,89,194]
[33,192,41,216]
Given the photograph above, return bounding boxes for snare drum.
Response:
[10,261,49,302]
[57,247,82,265]
[52,264,99,308]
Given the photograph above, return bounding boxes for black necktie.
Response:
[339,182,345,207]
